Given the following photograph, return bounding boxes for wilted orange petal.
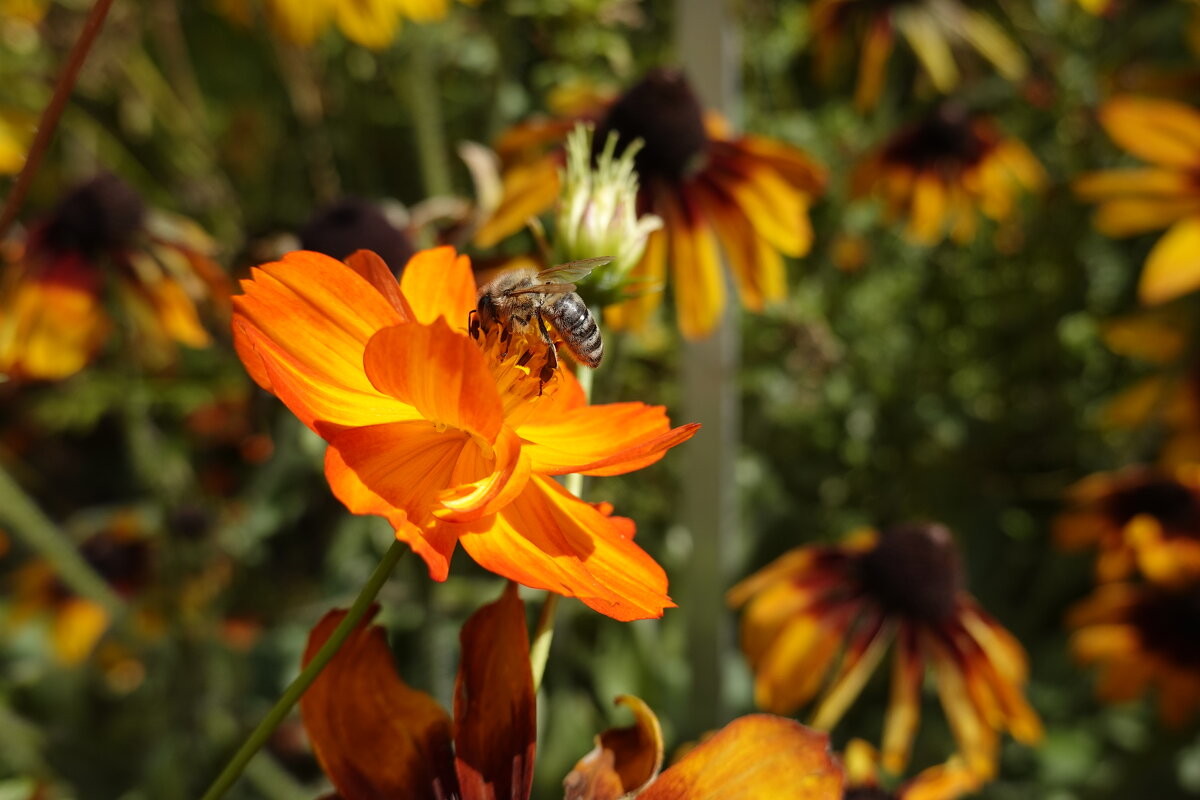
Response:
[901,758,981,800]
[565,695,664,800]
[637,715,843,800]
[1100,96,1200,169]
[399,246,478,328]
[453,583,536,800]
[363,319,504,442]
[1140,216,1200,305]
[881,626,922,775]
[300,607,458,800]
[456,475,673,621]
[519,395,699,476]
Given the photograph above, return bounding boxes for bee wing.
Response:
[535,256,613,285]
[507,282,577,296]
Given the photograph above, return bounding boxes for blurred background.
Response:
[2,0,1200,797]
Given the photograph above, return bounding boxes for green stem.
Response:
[529,366,595,690]
[0,463,124,617]
[406,35,453,198]
[198,539,407,800]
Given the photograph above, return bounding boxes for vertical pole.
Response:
[675,0,741,734]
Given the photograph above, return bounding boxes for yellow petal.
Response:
[1100,96,1200,169]
[1140,217,1200,305]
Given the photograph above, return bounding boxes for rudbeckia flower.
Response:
[218,0,457,49]
[810,0,1027,110]
[841,739,980,800]
[852,106,1046,246]
[232,246,698,620]
[298,196,415,276]
[1056,465,1200,588]
[1069,580,1200,727]
[727,523,1042,778]
[300,584,845,800]
[0,173,228,381]
[475,68,826,339]
[1074,96,1200,305]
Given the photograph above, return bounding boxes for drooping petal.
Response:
[665,191,726,340]
[854,16,894,111]
[1073,168,1194,201]
[399,246,478,328]
[1099,96,1200,169]
[755,606,853,714]
[706,146,810,257]
[899,757,981,800]
[453,582,536,800]
[363,320,504,442]
[636,715,843,800]
[1140,217,1200,305]
[604,221,667,332]
[475,155,562,248]
[810,614,893,730]
[564,695,664,800]
[881,625,923,774]
[299,607,458,800]
[1092,196,1200,237]
[456,475,673,621]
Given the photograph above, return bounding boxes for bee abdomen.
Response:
[550,293,603,367]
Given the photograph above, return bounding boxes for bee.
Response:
[470,257,611,385]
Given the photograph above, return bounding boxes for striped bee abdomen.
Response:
[548,292,603,367]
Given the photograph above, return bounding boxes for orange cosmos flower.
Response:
[0,173,228,381]
[301,584,844,800]
[728,523,1042,779]
[811,0,1027,110]
[232,246,698,620]
[1056,465,1200,588]
[1069,581,1200,728]
[852,107,1045,246]
[1074,96,1200,305]
[841,739,980,800]
[475,68,826,339]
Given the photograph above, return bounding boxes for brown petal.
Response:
[299,607,458,800]
[454,583,537,800]
[564,695,665,800]
[637,715,843,800]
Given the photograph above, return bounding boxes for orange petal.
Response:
[52,598,110,665]
[1092,196,1200,237]
[900,757,981,800]
[0,260,108,380]
[604,222,667,333]
[363,319,504,441]
[399,246,478,328]
[1073,168,1194,201]
[810,615,893,731]
[518,396,699,476]
[706,147,810,257]
[564,695,664,800]
[345,249,412,316]
[474,155,561,248]
[881,626,923,775]
[666,192,726,340]
[299,607,458,800]
[726,135,827,196]
[755,606,851,714]
[697,185,785,311]
[452,583,536,800]
[855,16,894,111]
[637,715,843,800]
[456,475,673,621]
[1099,96,1200,169]
[1140,216,1200,305]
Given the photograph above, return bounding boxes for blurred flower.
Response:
[1074,0,1114,14]
[1069,581,1200,727]
[1074,96,1200,305]
[0,108,35,175]
[9,513,151,665]
[727,523,1042,778]
[1056,465,1200,588]
[302,585,844,800]
[811,0,1027,110]
[852,106,1045,246]
[476,68,826,339]
[0,174,229,381]
[555,124,662,302]
[298,196,415,276]
[233,246,698,620]
[218,0,455,49]
[841,739,980,800]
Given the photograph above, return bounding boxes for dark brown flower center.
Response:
[844,788,895,800]
[1107,476,1200,539]
[40,173,146,257]
[594,68,709,184]
[1131,585,1200,667]
[881,107,989,174]
[299,197,414,274]
[858,523,964,622]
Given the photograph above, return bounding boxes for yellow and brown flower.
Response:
[852,106,1045,246]
[1056,465,1200,587]
[1069,580,1200,727]
[217,0,457,49]
[1074,95,1200,305]
[728,523,1042,779]
[0,173,229,381]
[811,0,1027,110]
[475,68,826,339]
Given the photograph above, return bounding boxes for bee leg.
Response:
[468,309,479,340]
[535,312,558,389]
[499,323,511,360]
[517,350,533,367]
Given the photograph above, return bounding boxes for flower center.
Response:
[299,197,414,274]
[881,107,989,175]
[1130,585,1200,667]
[857,523,964,623]
[1107,477,1200,540]
[468,315,562,419]
[40,173,146,257]
[594,68,710,184]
